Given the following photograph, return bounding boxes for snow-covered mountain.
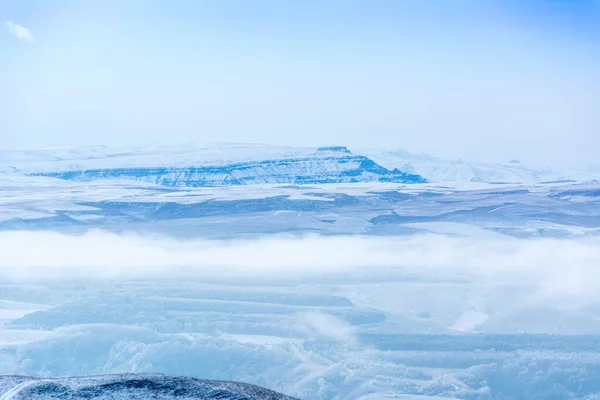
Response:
[2,144,425,186]
[360,148,600,184]
[0,374,296,399]
[1,142,598,185]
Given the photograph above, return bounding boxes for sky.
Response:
[1,0,598,167]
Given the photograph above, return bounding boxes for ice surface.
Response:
[1,234,600,399]
[0,175,599,238]
[2,144,600,399]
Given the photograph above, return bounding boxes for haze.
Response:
[2,0,599,167]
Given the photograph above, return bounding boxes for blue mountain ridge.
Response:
[28,148,426,186]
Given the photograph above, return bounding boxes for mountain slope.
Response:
[360,148,600,184]
[6,144,426,186]
[29,155,425,186]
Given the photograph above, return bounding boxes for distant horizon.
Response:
[2,139,600,170]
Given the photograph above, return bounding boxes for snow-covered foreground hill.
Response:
[0,374,296,399]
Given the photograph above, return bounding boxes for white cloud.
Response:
[5,20,34,43]
[1,230,600,311]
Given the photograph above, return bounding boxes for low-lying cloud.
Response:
[1,230,600,305]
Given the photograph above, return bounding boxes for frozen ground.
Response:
[0,174,599,238]
[1,145,600,399]
[2,231,600,399]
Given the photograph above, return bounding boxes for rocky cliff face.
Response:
[30,153,426,186]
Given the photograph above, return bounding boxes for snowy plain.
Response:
[1,144,600,399]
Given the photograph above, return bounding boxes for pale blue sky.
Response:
[1,0,598,166]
